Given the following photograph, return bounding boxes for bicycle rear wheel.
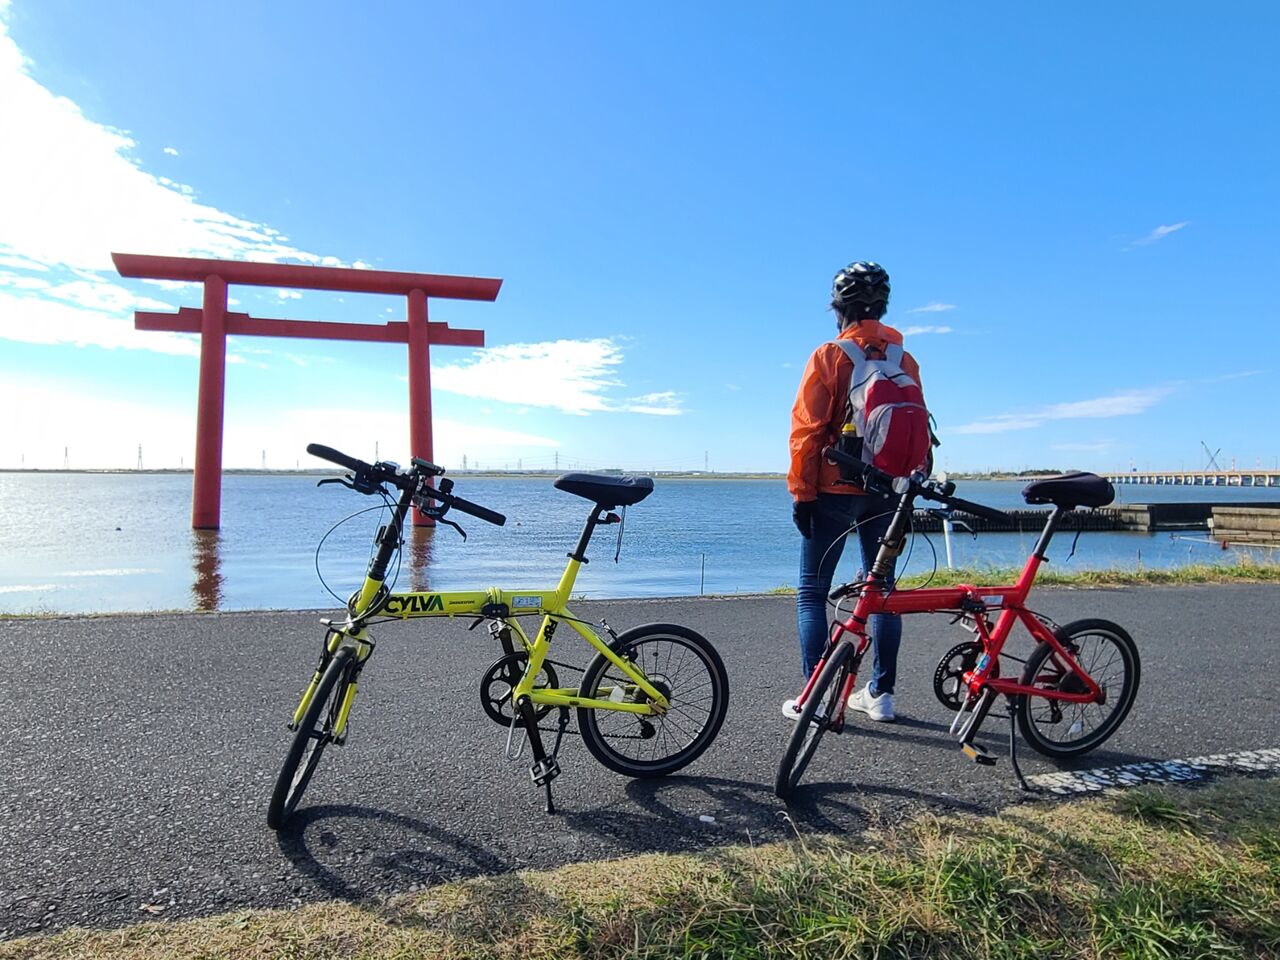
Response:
[776,639,857,802]
[577,623,729,778]
[267,645,356,829]
[1015,619,1139,759]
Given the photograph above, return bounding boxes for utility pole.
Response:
[137,444,144,470]
[63,446,69,469]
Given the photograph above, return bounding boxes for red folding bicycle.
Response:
[776,447,1140,801]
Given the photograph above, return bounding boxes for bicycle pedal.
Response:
[529,758,560,787]
[961,742,997,766]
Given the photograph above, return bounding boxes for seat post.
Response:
[569,506,607,562]
[1032,505,1066,561]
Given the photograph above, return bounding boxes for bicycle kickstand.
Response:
[1006,696,1036,793]
[542,708,571,815]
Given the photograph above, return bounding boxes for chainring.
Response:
[932,640,999,711]
[479,652,559,727]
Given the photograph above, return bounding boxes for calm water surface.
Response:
[1,472,1276,614]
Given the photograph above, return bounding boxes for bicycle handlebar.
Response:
[307,442,506,526]
[307,442,365,474]
[821,446,1013,524]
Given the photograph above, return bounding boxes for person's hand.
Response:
[792,500,816,539]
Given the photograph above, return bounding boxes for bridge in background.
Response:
[1103,470,1280,487]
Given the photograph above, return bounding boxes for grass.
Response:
[3,778,1277,959]
[767,556,1280,595]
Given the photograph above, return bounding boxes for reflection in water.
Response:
[191,529,225,611]
[406,526,437,593]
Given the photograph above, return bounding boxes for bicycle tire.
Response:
[267,645,356,829]
[1015,618,1139,759]
[577,623,729,778]
[776,638,857,802]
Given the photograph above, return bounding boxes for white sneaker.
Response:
[847,685,896,722]
[781,698,803,721]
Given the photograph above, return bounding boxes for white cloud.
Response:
[1127,221,1189,248]
[906,302,956,314]
[899,325,953,336]
[952,387,1173,435]
[0,9,348,357]
[44,280,171,313]
[0,289,198,356]
[162,146,179,156]
[621,391,682,416]
[433,339,683,417]
[276,289,302,300]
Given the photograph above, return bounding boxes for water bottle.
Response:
[835,423,863,481]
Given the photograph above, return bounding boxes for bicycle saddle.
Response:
[1021,472,1115,509]
[554,473,655,508]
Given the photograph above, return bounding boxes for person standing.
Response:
[785,261,924,723]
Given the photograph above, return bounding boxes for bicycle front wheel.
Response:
[267,645,357,829]
[577,623,729,778]
[1015,619,1140,759]
[776,638,857,802]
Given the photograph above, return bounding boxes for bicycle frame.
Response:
[796,498,1102,728]
[290,478,670,739]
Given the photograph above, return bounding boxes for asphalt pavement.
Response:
[2,584,1277,938]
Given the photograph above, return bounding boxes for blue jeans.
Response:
[796,491,902,694]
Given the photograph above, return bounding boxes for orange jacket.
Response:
[787,320,923,501]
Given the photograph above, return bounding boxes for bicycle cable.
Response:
[819,506,898,611]
[314,494,401,607]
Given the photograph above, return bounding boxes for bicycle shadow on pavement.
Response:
[559,774,990,855]
[275,804,511,903]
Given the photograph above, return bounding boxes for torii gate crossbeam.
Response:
[113,253,502,529]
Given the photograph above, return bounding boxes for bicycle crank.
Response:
[479,652,559,727]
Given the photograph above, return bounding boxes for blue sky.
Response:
[1,1,1276,474]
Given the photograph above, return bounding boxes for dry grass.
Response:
[3,778,1278,959]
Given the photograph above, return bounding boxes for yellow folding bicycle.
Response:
[267,443,730,828]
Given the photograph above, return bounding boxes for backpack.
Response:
[831,339,932,479]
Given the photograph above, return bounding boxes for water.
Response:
[1,472,1276,614]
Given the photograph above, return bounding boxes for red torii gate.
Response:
[112,253,502,529]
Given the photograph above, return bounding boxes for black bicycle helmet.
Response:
[831,261,890,319]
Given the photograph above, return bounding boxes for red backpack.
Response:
[831,339,932,479]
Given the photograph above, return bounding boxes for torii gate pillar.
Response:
[194,275,228,529]
[113,253,501,529]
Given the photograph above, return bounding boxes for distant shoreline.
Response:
[0,468,1064,481]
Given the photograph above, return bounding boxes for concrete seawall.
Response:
[917,502,1280,541]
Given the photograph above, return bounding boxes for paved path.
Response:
[2,585,1277,938]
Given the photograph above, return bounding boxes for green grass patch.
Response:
[766,557,1280,595]
[4,778,1278,959]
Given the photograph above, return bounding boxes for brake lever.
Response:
[438,517,467,540]
[318,477,355,490]
[419,503,468,541]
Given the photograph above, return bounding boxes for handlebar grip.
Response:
[447,495,507,526]
[947,497,1014,524]
[307,443,367,473]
